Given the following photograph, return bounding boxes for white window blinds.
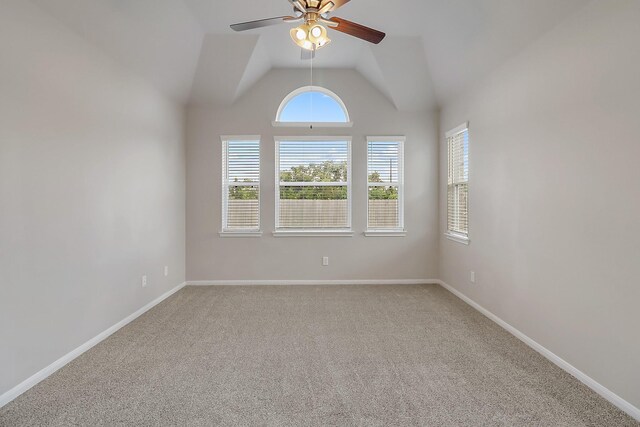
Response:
[222,138,260,232]
[276,138,351,230]
[446,125,469,238]
[367,137,404,231]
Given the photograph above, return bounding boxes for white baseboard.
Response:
[436,280,640,422]
[187,279,438,286]
[0,281,187,409]
[4,279,637,422]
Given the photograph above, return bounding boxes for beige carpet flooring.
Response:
[0,285,637,426]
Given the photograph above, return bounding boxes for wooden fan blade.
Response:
[230,16,295,32]
[320,0,350,13]
[328,17,385,44]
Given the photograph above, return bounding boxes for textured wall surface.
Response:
[439,0,640,409]
[0,0,186,396]
[187,69,439,281]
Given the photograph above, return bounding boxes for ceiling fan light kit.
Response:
[290,21,331,51]
[230,0,385,53]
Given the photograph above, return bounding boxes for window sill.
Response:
[219,231,263,238]
[364,230,407,237]
[272,230,354,237]
[445,232,470,245]
[272,121,354,128]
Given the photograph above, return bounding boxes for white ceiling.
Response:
[30,0,590,110]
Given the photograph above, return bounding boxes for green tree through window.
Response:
[228,178,258,200]
[367,171,398,200]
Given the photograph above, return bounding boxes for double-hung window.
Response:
[275,137,352,235]
[366,137,405,235]
[221,137,261,235]
[446,124,469,244]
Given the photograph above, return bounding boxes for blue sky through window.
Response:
[368,141,400,183]
[279,91,347,123]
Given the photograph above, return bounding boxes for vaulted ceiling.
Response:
[31,0,590,111]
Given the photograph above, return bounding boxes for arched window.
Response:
[274,86,352,127]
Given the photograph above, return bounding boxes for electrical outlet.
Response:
[322,256,329,266]
[164,266,169,277]
[142,275,147,287]
[470,271,476,284]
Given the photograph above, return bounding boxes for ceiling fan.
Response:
[230,0,385,57]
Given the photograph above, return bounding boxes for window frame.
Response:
[273,86,353,128]
[273,136,353,237]
[220,135,262,238]
[365,136,406,237]
[445,123,470,245]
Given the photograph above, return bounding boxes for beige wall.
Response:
[0,1,186,396]
[439,0,640,409]
[3,0,637,415]
[187,69,439,281]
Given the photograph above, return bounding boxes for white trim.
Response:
[219,231,263,238]
[366,136,405,232]
[436,280,640,422]
[364,230,407,237]
[0,281,187,409]
[188,279,438,286]
[220,136,261,233]
[272,121,353,128]
[274,135,352,142]
[220,135,261,142]
[223,182,259,187]
[274,136,352,232]
[367,136,407,143]
[272,230,354,237]
[368,182,400,187]
[274,85,351,125]
[445,122,469,138]
[278,181,348,187]
[446,124,470,239]
[444,232,470,245]
[6,279,636,422]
